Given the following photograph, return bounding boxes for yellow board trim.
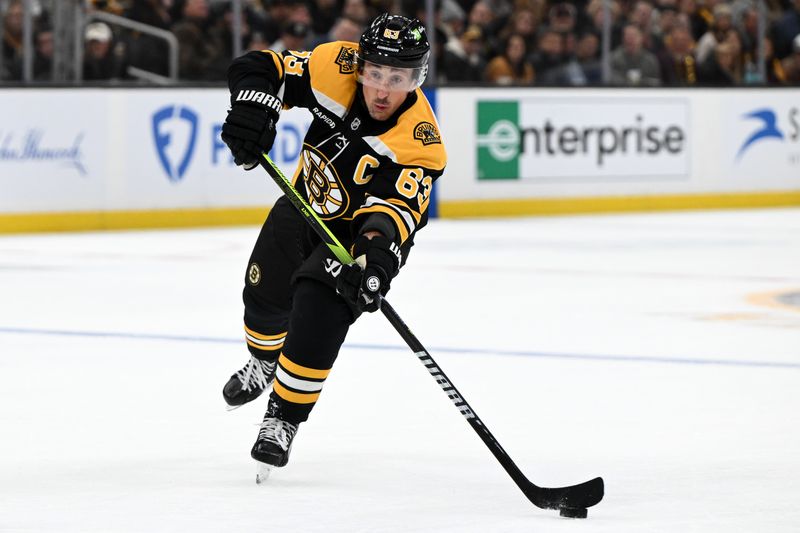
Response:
[278,353,331,380]
[0,206,270,234]
[273,380,321,404]
[439,191,800,218]
[244,326,287,341]
[3,191,799,235]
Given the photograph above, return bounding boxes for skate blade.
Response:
[255,462,273,484]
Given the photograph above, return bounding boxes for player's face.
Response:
[360,63,414,121]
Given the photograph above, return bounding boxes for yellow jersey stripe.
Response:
[264,50,285,82]
[387,198,423,224]
[274,380,321,404]
[309,42,358,118]
[244,326,286,341]
[278,353,331,380]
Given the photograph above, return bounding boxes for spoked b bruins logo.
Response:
[247,262,261,286]
[301,145,350,218]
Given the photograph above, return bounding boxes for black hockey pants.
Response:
[241,195,358,425]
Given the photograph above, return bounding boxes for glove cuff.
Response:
[232,89,283,117]
[352,235,401,277]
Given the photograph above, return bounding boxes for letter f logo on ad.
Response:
[737,108,784,161]
[152,105,199,182]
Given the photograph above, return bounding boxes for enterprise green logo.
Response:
[477,101,520,180]
[477,100,687,180]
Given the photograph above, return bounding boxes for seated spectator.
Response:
[485,33,535,84]
[125,0,174,77]
[442,24,488,82]
[736,5,759,59]
[781,34,800,84]
[209,2,272,58]
[548,1,578,35]
[697,40,740,85]
[771,0,800,59]
[328,17,363,43]
[650,0,690,55]
[440,0,466,40]
[342,0,370,26]
[270,20,310,53]
[657,24,697,85]
[171,0,227,80]
[529,26,566,81]
[695,3,733,65]
[467,0,500,52]
[679,0,708,42]
[498,8,539,54]
[83,22,130,81]
[586,0,623,49]
[126,0,172,29]
[628,0,655,49]
[308,0,340,37]
[310,16,363,47]
[2,0,24,80]
[760,37,788,85]
[248,31,271,52]
[545,30,603,85]
[610,24,662,85]
[34,24,54,80]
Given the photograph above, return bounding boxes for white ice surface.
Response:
[1,209,799,532]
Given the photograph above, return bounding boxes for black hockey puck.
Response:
[559,507,588,519]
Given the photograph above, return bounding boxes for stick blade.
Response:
[526,476,604,513]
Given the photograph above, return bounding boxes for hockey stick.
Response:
[258,154,604,518]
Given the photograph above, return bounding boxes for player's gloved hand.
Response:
[336,234,401,313]
[221,89,282,170]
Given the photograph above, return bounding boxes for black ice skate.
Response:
[251,405,299,483]
[222,356,277,408]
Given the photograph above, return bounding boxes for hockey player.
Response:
[220,13,446,472]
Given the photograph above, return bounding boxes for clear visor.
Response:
[357,59,426,92]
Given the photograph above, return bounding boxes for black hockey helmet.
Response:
[357,14,430,91]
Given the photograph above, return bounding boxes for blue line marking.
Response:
[1,326,798,370]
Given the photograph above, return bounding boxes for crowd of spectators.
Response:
[2,0,799,85]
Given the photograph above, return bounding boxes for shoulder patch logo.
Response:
[413,122,442,146]
[335,46,357,74]
[247,263,262,286]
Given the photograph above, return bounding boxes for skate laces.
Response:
[236,357,276,392]
[258,417,298,451]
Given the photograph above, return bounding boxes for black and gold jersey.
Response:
[228,41,446,246]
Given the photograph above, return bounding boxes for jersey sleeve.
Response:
[227,48,316,110]
[352,163,444,245]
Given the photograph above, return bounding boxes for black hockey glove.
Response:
[221,89,282,170]
[336,235,401,313]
